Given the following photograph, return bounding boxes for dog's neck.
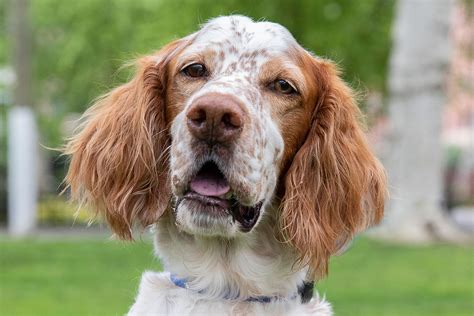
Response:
[154,207,307,300]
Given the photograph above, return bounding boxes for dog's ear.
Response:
[280,58,387,279]
[65,40,184,240]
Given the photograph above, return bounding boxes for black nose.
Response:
[186,93,245,144]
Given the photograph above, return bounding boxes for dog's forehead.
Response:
[190,15,299,55]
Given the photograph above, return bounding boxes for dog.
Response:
[65,15,386,315]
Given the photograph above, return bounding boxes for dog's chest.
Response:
[127,271,332,316]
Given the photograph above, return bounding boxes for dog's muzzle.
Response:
[179,161,263,232]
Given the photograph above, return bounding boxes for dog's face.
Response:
[167,17,314,236]
[66,15,386,277]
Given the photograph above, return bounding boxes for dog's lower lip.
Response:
[184,191,230,209]
[181,191,263,232]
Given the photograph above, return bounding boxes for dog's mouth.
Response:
[182,161,263,232]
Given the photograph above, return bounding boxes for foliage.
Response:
[37,196,92,226]
[0,2,6,65]
[0,237,472,315]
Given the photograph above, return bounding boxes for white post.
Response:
[7,106,38,236]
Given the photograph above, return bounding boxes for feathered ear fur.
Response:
[65,41,184,240]
[280,59,387,279]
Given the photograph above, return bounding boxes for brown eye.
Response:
[182,63,208,78]
[273,79,296,94]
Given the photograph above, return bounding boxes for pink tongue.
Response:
[190,166,230,197]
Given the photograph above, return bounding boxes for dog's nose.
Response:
[186,94,245,144]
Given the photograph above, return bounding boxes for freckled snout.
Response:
[186,93,245,145]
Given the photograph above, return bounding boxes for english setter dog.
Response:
[66,15,386,315]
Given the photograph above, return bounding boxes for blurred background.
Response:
[0,0,473,315]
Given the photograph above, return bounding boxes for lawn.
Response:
[0,236,472,316]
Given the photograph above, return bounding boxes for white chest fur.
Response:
[127,271,332,316]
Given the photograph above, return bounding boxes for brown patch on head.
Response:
[165,48,218,124]
[259,53,317,173]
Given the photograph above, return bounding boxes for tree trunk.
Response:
[7,0,38,236]
[374,0,472,243]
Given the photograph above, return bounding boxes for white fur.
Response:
[128,207,333,315]
[170,15,292,237]
[128,272,332,316]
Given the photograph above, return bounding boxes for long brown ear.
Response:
[65,41,183,240]
[280,59,387,279]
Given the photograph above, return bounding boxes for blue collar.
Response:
[170,274,297,303]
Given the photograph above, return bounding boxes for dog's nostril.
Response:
[221,113,242,129]
[188,109,207,125]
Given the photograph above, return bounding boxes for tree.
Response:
[7,0,38,235]
[375,0,472,243]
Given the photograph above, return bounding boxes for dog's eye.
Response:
[182,63,208,78]
[271,79,297,95]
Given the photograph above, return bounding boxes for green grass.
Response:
[0,237,160,316]
[0,237,472,316]
[318,239,474,316]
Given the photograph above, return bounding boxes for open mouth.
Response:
[182,161,262,232]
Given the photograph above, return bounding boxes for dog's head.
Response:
[66,16,386,278]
